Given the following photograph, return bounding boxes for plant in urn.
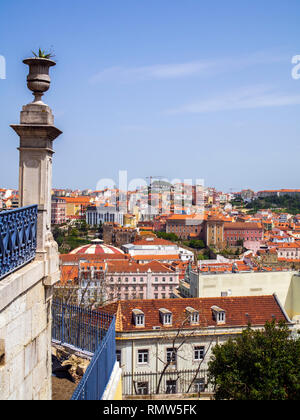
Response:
[23,48,56,104]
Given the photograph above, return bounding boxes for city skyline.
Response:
[0,0,299,191]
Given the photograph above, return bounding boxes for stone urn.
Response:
[23,57,56,104]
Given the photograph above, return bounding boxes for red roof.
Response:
[106,260,175,274]
[100,295,289,332]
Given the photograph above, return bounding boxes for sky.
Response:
[0,0,299,192]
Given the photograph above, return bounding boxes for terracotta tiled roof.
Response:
[59,253,129,263]
[62,196,92,204]
[60,265,79,285]
[99,295,289,332]
[224,222,263,230]
[106,260,175,274]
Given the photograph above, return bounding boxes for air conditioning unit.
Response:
[153,326,161,330]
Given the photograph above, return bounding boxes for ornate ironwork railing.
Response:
[0,205,38,280]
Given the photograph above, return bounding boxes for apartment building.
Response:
[100,295,292,396]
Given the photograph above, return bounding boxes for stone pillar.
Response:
[10,57,62,285]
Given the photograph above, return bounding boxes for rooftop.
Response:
[99,295,289,332]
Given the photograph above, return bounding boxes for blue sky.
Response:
[0,0,299,192]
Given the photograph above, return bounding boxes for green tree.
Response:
[188,239,205,249]
[156,231,179,242]
[208,321,300,400]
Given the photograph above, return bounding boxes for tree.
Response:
[187,239,205,249]
[208,321,300,400]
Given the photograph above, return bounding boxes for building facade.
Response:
[51,196,66,225]
[100,295,293,396]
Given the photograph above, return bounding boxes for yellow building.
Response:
[62,196,93,218]
[123,213,137,228]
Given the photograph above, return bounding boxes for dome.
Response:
[69,242,124,256]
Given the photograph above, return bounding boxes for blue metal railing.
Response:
[0,205,38,280]
[52,300,114,354]
[71,317,116,400]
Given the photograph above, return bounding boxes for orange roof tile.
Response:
[99,295,289,332]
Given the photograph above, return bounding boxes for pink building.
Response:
[105,260,179,301]
[51,196,66,225]
[224,222,263,247]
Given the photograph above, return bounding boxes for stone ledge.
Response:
[101,362,122,400]
[0,260,45,313]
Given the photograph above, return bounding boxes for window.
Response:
[194,378,205,393]
[133,277,136,282]
[116,349,121,364]
[154,293,158,299]
[162,277,166,282]
[211,306,226,324]
[194,346,205,361]
[137,349,149,364]
[133,310,145,326]
[160,309,172,325]
[191,312,199,324]
[155,277,158,282]
[166,348,177,363]
[170,277,173,282]
[140,277,144,282]
[137,382,149,395]
[218,312,225,322]
[125,277,129,282]
[166,380,177,394]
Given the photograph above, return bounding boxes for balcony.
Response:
[52,300,122,400]
[0,205,38,280]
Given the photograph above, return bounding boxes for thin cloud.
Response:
[90,51,286,84]
[166,85,300,114]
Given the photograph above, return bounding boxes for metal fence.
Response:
[71,317,116,400]
[122,368,213,397]
[0,205,38,280]
[52,300,114,354]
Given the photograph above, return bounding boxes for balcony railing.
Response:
[71,317,116,400]
[51,300,116,400]
[0,205,38,280]
[52,300,114,353]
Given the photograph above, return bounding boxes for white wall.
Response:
[190,271,300,321]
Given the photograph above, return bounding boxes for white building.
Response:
[100,295,293,396]
[122,237,194,262]
[86,205,124,226]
